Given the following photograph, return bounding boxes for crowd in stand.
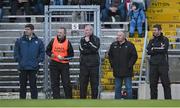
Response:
[0,0,3,21]
[0,0,149,21]
[0,0,151,37]
[0,0,150,37]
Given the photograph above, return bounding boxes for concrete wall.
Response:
[138,84,180,99]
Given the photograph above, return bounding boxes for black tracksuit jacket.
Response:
[147,33,169,65]
[79,35,100,67]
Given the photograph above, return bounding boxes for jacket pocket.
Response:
[19,60,25,69]
[32,59,39,68]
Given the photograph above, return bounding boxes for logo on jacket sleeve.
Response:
[35,41,38,44]
[114,46,117,48]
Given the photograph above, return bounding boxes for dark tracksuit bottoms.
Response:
[150,64,171,99]
[80,65,99,99]
[49,61,72,99]
[19,70,37,99]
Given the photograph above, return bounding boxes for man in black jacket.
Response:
[79,25,100,99]
[147,24,171,99]
[108,31,137,99]
[46,27,74,99]
[10,0,31,22]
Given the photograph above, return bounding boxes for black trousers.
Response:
[19,70,37,99]
[149,64,172,99]
[80,65,99,99]
[10,0,31,22]
[49,62,72,99]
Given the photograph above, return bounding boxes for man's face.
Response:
[84,26,93,37]
[153,27,161,37]
[24,27,33,36]
[116,32,125,42]
[57,29,65,39]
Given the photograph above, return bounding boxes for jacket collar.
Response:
[153,32,164,40]
[83,34,94,40]
[22,33,38,40]
[116,39,127,45]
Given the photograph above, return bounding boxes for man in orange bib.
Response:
[46,27,74,99]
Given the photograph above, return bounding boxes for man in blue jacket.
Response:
[14,24,45,99]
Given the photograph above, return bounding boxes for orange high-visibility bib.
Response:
[51,36,69,63]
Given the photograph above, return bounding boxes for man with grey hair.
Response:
[79,25,100,99]
[108,31,137,99]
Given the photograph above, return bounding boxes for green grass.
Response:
[0,100,180,107]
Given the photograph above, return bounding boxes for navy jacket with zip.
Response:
[14,34,45,70]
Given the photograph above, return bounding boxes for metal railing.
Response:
[139,19,148,84]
